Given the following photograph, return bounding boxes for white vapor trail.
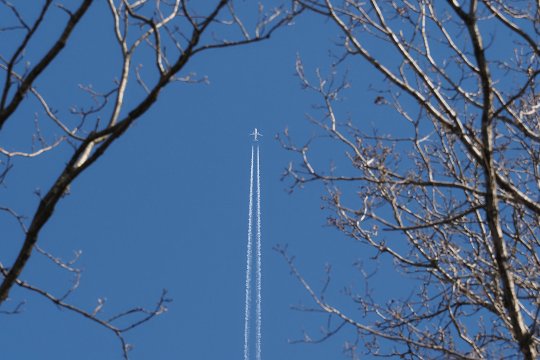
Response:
[243,145,263,360]
[243,146,254,360]
[255,145,262,360]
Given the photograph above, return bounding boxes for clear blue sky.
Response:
[1,2,406,359]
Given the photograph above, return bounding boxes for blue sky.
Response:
[0,2,409,359]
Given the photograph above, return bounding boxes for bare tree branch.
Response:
[283,1,540,358]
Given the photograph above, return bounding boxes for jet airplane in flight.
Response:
[250,128,263,141]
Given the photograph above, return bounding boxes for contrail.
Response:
[255,145,262,360]
[243,143,263,360]
[243,146,255,360]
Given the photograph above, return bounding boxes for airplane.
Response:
[250,128,263,141]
